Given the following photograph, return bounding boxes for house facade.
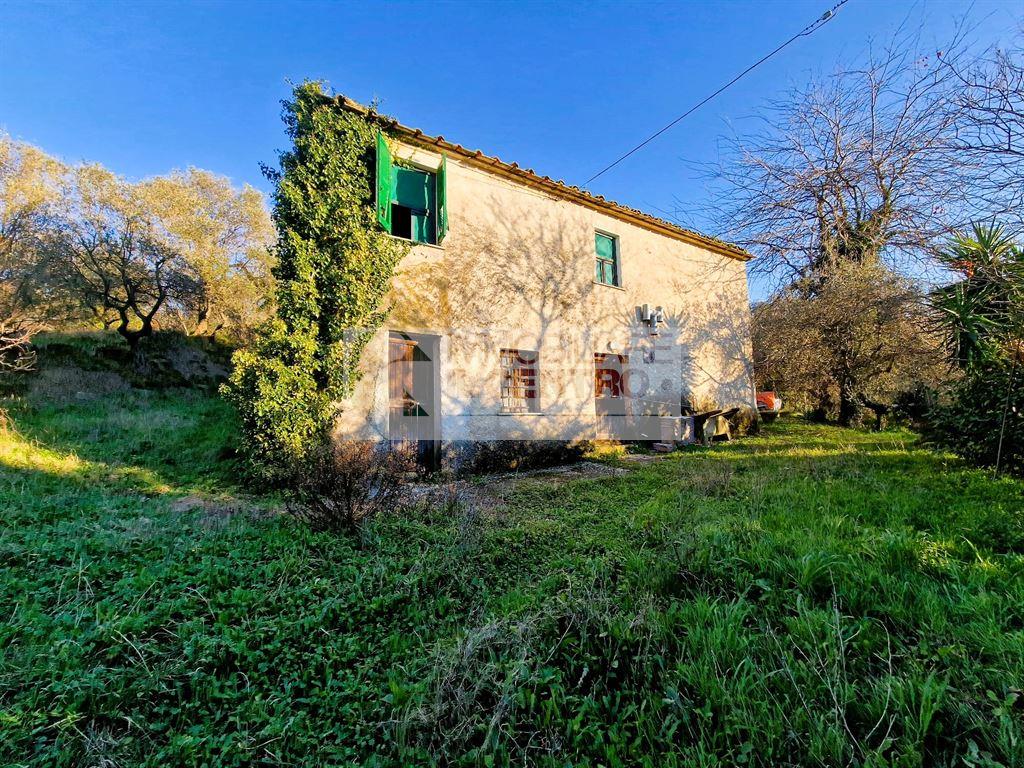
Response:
[333,99,756,462]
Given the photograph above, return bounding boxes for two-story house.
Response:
[332,98,756,466]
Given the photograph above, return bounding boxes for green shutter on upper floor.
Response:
[391,164,437,244]
[392,166,433,210]
[437,155,448,243]
[595,232,619,285]
[376,131,392,232]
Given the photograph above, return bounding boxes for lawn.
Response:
[1,387,1021,767]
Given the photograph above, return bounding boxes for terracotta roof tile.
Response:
[332,95,750,262]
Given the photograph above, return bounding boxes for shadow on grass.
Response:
[1,387,244,498]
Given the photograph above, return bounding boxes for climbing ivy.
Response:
[223,81,408,484]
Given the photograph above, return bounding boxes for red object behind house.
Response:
[756,391,782,413]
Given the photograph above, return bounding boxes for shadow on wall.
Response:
[370,186,754,449]
[391,191,599,443]
[652,245,756,410]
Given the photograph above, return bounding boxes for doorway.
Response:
[388,331,441,469]
[594,352,629,437]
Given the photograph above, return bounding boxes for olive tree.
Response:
[139,168,274,339]
[48,165,194,365]
[754,261,946,427]
[0,136,63,370]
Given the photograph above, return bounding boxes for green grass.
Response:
[1,388,1022,767]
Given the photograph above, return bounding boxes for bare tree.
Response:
[946,31,1024,231]
[707,29,1011,424]
[713,31,981,286]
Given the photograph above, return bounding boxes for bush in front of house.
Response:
[446,440,591,475]
[730,406,760,436]
[286,440,416,532]
[222,81,408,484]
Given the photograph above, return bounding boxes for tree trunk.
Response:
[116,313,154,374]
[838,376,859,427]
[193,302,210,337]
[858,395,890,431]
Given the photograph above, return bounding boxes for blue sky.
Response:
[2,0,1019,300]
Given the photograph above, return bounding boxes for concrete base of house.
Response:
[441,439,593,475]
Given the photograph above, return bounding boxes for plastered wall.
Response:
[334,142,756,444]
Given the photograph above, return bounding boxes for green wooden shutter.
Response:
[436,155,448,243]
[376,131,392,232]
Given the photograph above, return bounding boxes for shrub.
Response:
[221,82,408,484]
[730,406,760,436]
[222,325,331,485]
[926,356,1023,474]
[287,440,415,531]
[446,440,590,475]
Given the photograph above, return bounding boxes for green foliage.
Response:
[2,388,1022,766]
[222,81,407,483]
[934,222,1024,368]
[927,354,1024,474]
[928,223,1024,473]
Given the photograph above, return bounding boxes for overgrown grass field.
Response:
[1,388,1021,766]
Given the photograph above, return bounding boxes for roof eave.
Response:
[332,95,752,263]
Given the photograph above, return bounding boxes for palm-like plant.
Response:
[931,223,1024,474]
[934,223,1023,368]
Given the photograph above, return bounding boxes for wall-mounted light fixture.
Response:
[639,304,665,336]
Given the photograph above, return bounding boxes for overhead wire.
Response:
[583,0,852,187]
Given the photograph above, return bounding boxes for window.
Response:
[595,232,619,286]
[500,348,539,413]
[594,353,627,399]
[391,165,436,244]
[376,132,448,244]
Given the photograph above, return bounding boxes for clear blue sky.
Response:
[1,0,1019,300]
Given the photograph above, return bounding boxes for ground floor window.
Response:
[500,348,539,413]
[594,353,628,399]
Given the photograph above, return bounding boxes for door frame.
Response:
[388,330,442,469]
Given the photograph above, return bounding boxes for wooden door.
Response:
[388,332,439,467]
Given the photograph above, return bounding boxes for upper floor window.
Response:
[595,232,619,286]
[391,166,436,244]
[500,348,539,413]
[376,131,448,245]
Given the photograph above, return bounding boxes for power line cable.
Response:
[584,0,851,186]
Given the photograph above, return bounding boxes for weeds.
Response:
[1,395,1022,767]
[287,440,415,532]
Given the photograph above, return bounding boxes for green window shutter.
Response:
[595,233,618,285]
[376,131,392,232]
[437,155,448,243]
[392,166,437,244]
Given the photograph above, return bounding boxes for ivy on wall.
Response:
[223,81,408,483]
